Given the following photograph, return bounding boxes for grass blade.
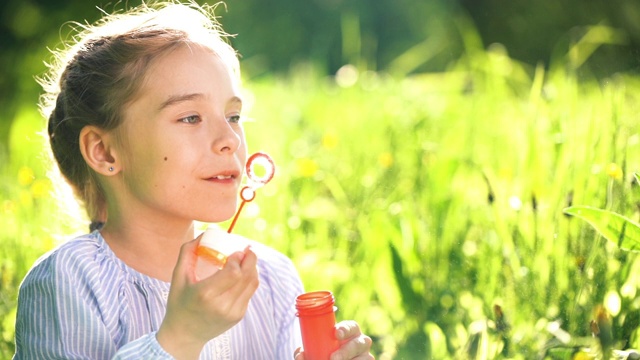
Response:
[564,205,640,252]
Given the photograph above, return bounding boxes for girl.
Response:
[14,1,373,359]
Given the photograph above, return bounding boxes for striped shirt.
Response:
[14,231,304,359]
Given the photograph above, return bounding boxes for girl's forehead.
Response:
[127,45,241,114]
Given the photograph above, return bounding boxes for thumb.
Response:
[171,236,201,288]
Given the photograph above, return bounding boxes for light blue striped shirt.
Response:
[14,231,304,359]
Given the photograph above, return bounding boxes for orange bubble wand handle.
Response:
[226,202,246,233]
[227,152,275,233]
[227,187,252,233]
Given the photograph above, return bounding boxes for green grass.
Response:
[3,43,640,359]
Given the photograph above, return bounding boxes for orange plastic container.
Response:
[295,291,339,360]
[195,227,247,280]
[196,244,228,268]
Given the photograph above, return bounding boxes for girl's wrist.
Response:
[156,323,207,360]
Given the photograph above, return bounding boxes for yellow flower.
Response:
[322,133,338,149]
[378,152,393,168]
[296,158,318,178]
[572,350,594,360]
[606,163,623,180]
[18,166,35,186]
[31,179,51,198]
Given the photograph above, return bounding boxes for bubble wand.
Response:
[227,152,275,233]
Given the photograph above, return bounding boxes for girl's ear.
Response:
[79,125,119,175]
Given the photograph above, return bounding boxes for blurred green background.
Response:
[3,0,640,359]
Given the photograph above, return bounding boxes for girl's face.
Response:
[114,44,247,224]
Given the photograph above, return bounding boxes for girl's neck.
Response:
[100,220,195,282]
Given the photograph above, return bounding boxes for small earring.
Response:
[108,166,114,172]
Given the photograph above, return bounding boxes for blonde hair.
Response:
[41,1,239,230]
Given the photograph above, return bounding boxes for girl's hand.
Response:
[294,320,374,360]
[157,237,259,359]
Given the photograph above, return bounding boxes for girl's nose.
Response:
[211,118,242,154]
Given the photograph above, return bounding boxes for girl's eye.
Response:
[179,115,201,124]
[228,115,242,124]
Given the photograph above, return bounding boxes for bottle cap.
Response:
[296,291,337,316]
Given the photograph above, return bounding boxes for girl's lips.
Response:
[211,174,234,180]
[205,170,240,183]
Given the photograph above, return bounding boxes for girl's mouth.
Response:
[213,175,234,180]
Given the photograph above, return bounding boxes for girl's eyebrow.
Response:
[158,94,243,111]
[228,96,243,107]
[158,93,204,111]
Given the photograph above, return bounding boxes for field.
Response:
[2,30,640,359]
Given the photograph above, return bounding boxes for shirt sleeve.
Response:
[113,333,173,359]
[271,254,305,359]
[13,252,173,360]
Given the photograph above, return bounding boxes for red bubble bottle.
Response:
[296,291,340,360]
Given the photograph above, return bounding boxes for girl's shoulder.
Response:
[20,231,125,288]
[27,231,102,270]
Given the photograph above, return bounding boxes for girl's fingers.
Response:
[335,320,361,340]
[240,246,258,270]
[171,237,201,288]
[222,248,259,305]
[330,334,373,360]
[331,321,374,360]
[219,248,259,317]
[197,247,259,297]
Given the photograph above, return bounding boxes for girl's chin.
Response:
[196,209,238,224]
